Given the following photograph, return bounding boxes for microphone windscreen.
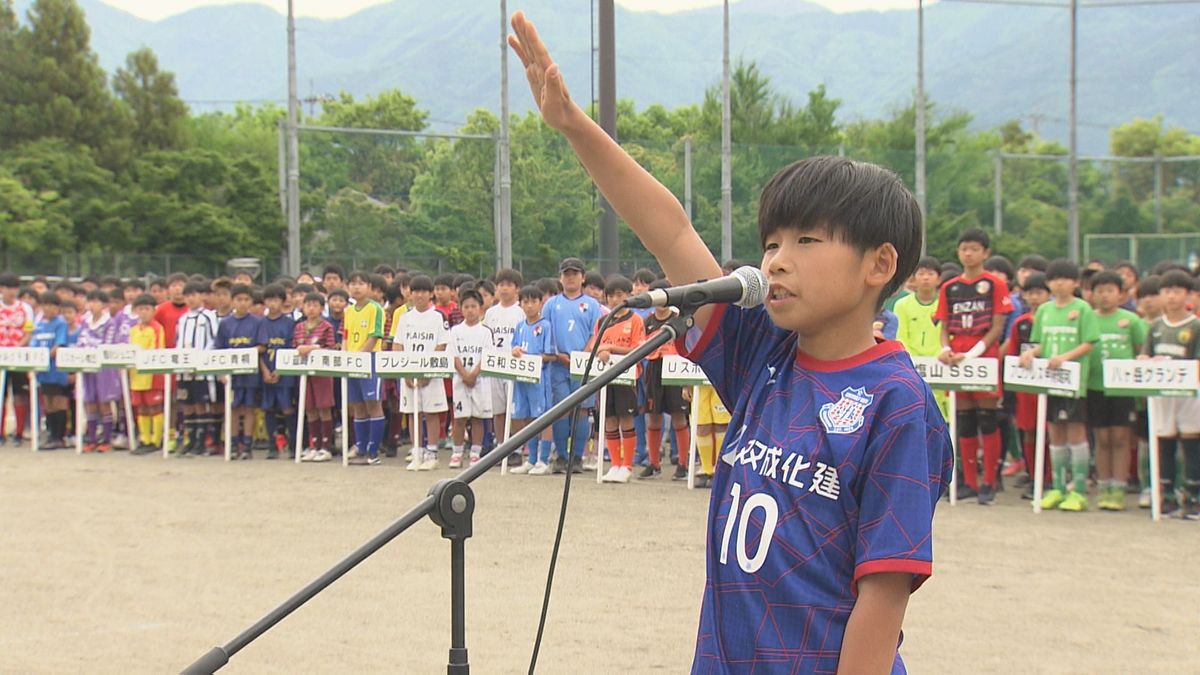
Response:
[733,266,768,308]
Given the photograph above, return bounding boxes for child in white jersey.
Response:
[449,289,496,467]
[393,274,450,471]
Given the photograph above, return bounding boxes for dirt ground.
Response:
[2,448,1198,674]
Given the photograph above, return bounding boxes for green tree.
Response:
[113,47,189,152]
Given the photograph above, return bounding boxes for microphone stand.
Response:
[181,309,696,675]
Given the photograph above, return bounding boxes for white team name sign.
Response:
[195,348,260,375]
[375,352,454,379]
[910,357,999,392]
[480,350,542,384]
[55,347,102,373]
[661,354,710,386]
[1103,359,1199,398]
[134,348,199,374]
[100,344,137,367]
[570,350,636,385]
[306,349,374,379]
[1003,356,1083,398]
[274,349,314,376]
[0,347,50,372]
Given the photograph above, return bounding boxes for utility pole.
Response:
[1067,0,1079,262]
[915,0,927,256]
[498,0,512,270]
[720,0,732,263]
[597,0,618,274]
[285,0,301,276]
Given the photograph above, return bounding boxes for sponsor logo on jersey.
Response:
[975,280,991,295]
[952,300,987,314]
[819,386,874,435]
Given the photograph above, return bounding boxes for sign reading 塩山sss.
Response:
[570,351,635,386]
[375,352,454,380]
[1103,359,1200,398]
[480,350,542,384]
[661,354,710,386]
[910,357,998,392]
[1003,356,1084,398]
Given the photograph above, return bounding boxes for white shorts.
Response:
[453,378,493,419]
[1149,396,1200,436]
[399,379,448,415]
[489,378,512,415]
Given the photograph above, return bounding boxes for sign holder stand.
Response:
[500,382,514,476]
[1031,394,1048,514]
[30,374,38,452]
[294,374,308,464]
[161,374,172,459]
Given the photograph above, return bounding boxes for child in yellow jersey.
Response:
[128,294,166,454]
[894,257,948,419]
[344,272,387,465]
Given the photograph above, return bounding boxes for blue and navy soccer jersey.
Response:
[31,315,69,386]
[542,292,602,355]
[255,313,296,387]
[679,305,953,674]
[217,313,263,389]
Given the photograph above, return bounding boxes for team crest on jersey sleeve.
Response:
[819,386,874,435]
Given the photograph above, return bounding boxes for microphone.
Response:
[626,266,768,310]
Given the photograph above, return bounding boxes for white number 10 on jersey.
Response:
[719,482,779,574]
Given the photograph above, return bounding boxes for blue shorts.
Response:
[512,379,549,419]
[261,383,294,411]
[347,376,382,403]
[232,386,260,408]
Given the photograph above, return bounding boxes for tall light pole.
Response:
[720,0,732,263]
[915,0,928,256]
[1067,0,1079,261]
[597,0,618,274]
[498,0,512,270]
[285,0,301,276]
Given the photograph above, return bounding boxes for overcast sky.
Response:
[100,0,924,22]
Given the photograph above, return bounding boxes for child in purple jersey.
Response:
[77,290,122,452]
[511,14,953,673]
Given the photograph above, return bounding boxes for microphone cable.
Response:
[527,304,624,674]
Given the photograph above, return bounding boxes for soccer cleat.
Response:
[1002,458,1025,477]
[1106,488,1126,511]
[367,455,382,466]
[550,457,567,475]
[406,455,422,471]
[581,453,597,471]
[601,466,621,483]
[694,473,713,489]
[1161,497,1181,518]
[638,465,662,479]
[1183,499,1200,521]
[312,449,333,462]
[528,461,550,476]
[469,453,481,467]
[348,456,369,466]
[448,453,464,469]
[672,465,688,481]
[299,448,315,462]
[419,454,439,471]
[1059,491,1088,512]
[510,462,535,475]
[1138,487,1152,509]
[111,433,129,450]
[82,442,96,453]
[347,445,361,460]
[266,448,280,460]
[94,442,112,453]
[1039,488,1066,510]
[613,466,632,483]
[977,483,995,506]
[569,456,583,474]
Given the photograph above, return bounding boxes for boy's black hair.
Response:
[0,273,19,288]
[251,289,264,304]
[82,274,101,285]
[262,284,287,301]
[373,264,395,276]
[648,278,670,291]
[454,273,474,289]
[1136,275,1161,298]
[518,285,544,302]
[211,277,232,292]
[386,282,405,304]
[133,293,157,308]
[1021,272,1049,293]
[535,278,560,298]
[230,283,254,299]
[368,274,387,293]
[86,289,109,303]
[125,278,146,291]
[303,292,326,306]
[19,288,37,300]
[433,274,455,289]
[1149,261,1187,276]
[604,275,634,295]
[984,255,1016,281]
[956,227,990,249]
[346,270,369,284]
[584,271,605,289]
[1017,254,1049,272]
[938,269,958,286]
[147,277,165,289]
[395,273,411,288]
[758,157,922,307]
[98,275,121,288]
[328,288,350,301]
[293,283,315,295]
[457,281,476,296]
[1089,270,1123,292]
[476,279,496,295]
[495,268,523,287]
[189,274,208,284]
[1113,260,1139,280]
[459,289,483,307]
[940,262,962,275]
[409,274,434,293]
[631,268,657,285]
[54,281,77,294]
[915,256,940,273]
[39,292,60,306]
[1080,267,1099,289]
[322,264,346,280]
[721,259,746,275]
[1045,258,1080,281]
[1160,270,1194,292]
[183,281,208,296]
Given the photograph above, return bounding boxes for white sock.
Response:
[453,444,464,456]
[470,444,482,457]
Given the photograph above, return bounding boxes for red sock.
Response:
[14,403,28,438]
[605,430,621,466]
[647,428,663,467]
[322,418,334,450]
[1022,438,1036,481]
[959,436,980,489]
[673,426,691,465]
[621,432,636,468]
[307,418,321,449]
[981,431,1001,488]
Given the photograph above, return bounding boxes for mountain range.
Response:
[12,0,1200,153]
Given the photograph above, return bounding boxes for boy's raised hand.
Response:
[509,12,581,132]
